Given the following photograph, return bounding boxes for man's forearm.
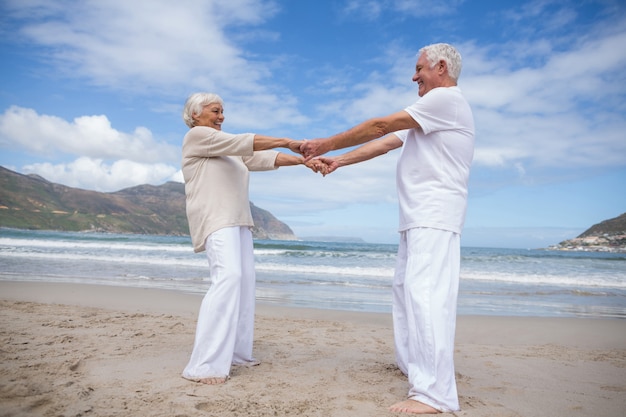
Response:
[327,118,390,151]
[337,141,381,166]
[301,112,411,159]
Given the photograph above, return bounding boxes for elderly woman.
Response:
[180,92,304,384]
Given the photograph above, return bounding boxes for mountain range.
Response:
[2,165,623,250]
[0,166,296,240]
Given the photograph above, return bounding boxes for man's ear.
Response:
[438,60,447,75]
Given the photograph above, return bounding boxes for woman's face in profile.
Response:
[194,103,224,130]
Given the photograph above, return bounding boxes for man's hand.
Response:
[300,138,333,161]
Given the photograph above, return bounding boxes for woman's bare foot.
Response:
[198,376,228,385]
[389,399,441,414]
[182,375,228,385]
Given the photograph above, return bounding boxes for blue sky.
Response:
[1,0,625,248]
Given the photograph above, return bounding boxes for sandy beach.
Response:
[1,281,624,417]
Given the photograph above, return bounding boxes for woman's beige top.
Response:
[182,126,278,252]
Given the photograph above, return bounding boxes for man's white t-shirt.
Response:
[394,86,475,234]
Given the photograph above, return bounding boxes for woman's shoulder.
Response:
[187,125,216,135]
[184,125,220,142]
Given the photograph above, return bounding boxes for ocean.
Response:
[0,228,624,318]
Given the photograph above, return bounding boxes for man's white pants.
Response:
[392,227,461,412]
[182,226,256,379]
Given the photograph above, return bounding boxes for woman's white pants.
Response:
[182,226,256,379]
[392,228,461,412]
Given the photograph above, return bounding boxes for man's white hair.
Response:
[419,43,462,81]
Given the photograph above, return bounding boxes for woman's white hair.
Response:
[419,43,462,81]
[182,92,224,128]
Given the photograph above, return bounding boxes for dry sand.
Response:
[0,281,624,417]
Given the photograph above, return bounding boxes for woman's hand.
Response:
[305,157,339,176]
[287,139,304,155]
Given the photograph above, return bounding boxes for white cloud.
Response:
[340,0,464,19]
[0,106,179,163]
[341,0,384,20]
[458,20,626,172]
[390,0,464,17]
[4,0,293,100]
[225,94,310,131]
[2,0,311,136]
[23,157,179,192]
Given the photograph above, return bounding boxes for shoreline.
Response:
[1,281,625,416]
[2,271,624,320]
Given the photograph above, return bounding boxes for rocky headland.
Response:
[548,212,626,253]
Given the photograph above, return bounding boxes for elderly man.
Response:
[302,43,475,414]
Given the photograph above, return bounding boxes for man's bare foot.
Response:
[232,359,261,367]
[389,399,441,414]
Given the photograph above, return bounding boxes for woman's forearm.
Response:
[274,153,304,167]
[254,135,301,153]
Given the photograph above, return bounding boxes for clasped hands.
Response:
[288,138,338,176]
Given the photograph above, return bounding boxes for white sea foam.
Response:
[1,230,624,318]
[0,237,190,253]
[460,271,626,289]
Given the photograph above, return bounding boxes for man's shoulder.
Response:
[421,86,468,107]
[424,86,461,97]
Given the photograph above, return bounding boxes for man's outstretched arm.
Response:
[301,111,417,159]
[312,134,403,176]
